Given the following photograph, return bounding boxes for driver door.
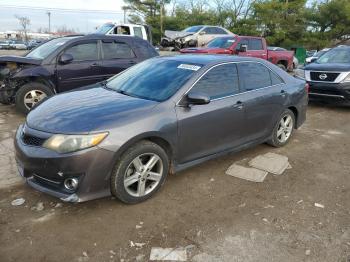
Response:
[56,40,105,92]
[176,63,246,164]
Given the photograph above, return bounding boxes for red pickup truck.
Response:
[180,36,294,71]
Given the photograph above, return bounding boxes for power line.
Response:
[0,5,124,14]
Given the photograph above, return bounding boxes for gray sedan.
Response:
[15,55,308,204]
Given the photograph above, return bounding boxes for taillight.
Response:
[305,83,310,93]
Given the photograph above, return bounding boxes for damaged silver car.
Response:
[161,25,234,50]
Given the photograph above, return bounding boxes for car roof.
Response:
[56,34,143,43]
[156,54,265,66]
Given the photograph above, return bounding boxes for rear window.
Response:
[102,42,135,59]
[133,27,143,38]
[238,62,272,91]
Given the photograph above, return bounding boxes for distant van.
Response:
[95,23,152,44]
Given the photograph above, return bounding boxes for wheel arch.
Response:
[287,106,298,126]
[114,133,176,174]
[15,76,57,93]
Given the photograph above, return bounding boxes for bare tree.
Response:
[15,15,30,42]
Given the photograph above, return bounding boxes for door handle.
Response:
[90,63,101,67]
[128,60,136,65]
[281,90,286,97]
[232,101,244,110]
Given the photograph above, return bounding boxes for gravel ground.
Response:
[0,50,349,262]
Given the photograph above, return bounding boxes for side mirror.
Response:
[310,57,317,63]
[186,92,210,106]
[59,53,74,64]
[238,44,247,52]
[199,31,206,35]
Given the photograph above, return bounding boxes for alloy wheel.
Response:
[277,114,293,143]
[123,153,163,197]
[23,90,47,110]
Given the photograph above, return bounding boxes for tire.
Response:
[110,140,169,204]
[15,82,54,114]
[268,109,295,147]
[277,63,287,71]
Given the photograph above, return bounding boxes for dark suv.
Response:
[0,34,158,113]
[295,45,350,105]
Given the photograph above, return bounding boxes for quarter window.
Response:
[102,42,135,59]
[64,42,98,61]
[191,63,240,99]
[213,27,228,34]
[238,62,272,90]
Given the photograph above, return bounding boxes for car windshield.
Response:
[316,48,350,64]
[207,37,236,48]
[315,50,328,58]
[26,37,74,59]
[184,26,203,33]
[105,59,201,102]
[95,24,114,34]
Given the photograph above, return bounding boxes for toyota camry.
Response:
[15,55,308,204]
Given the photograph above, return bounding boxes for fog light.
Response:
[64,178,79,191]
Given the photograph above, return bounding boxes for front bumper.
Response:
[307,81,350,105]
[14,124,116,202]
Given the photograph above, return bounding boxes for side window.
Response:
[133,27,143,38]
[270,71,284,85]
[214,27,228,34]
[191,63,240,99]
[238,62,272,91]
[249,39,263,50]
[64,42,98,61]
[102,42,135,59]
[236,39,249,50]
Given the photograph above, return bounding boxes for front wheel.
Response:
[268,109,295,147]
[110,140,169,204]
[15,82,54,114]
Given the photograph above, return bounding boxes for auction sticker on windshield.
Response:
[177,64,201,71]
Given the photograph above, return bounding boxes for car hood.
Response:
[0,55,42,65]
[164,30,194,40]
[304,62,350,72]
[26,86,159,134]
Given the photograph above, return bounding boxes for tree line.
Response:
[123,0,350,50]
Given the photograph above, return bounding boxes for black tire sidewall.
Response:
[15,82,54,114]
[270,109,295,147]
[278,63,287,71]
[110,141,169,204]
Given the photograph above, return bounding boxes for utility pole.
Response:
[46,11,51,33]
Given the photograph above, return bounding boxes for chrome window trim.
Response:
[176,61,285,106]
[305,70,349,83]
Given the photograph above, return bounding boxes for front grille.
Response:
[310,71,340,82]
[22,134,46,146]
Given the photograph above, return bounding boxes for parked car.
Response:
[305,48,330,64]
[0,34,158,113]
[306,50,317,58]
[161,25,234,50]
[95,23,152,44]
[27,39,46,50]
[0,40,11,50]
[295,45,350,105]
[268,46,299,69]
[180,36,294,71]
[14,55,308,203]
[9,40,27,50]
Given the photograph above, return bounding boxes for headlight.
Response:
[342,72,350,83]
[295,69,305,79]
[43,132,108,153]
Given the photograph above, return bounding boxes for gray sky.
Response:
[0,0,125,33]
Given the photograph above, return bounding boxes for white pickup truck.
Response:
[95,23,152,44]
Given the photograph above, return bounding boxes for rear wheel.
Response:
[110,140,169,204]
[15,82,54,114]
[268,109,295,147]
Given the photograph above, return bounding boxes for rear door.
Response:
[247,38,268,60]
[100,40,138,79]
[176,63,246,163]
[236,62,285,141]
[56,40,104,92]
